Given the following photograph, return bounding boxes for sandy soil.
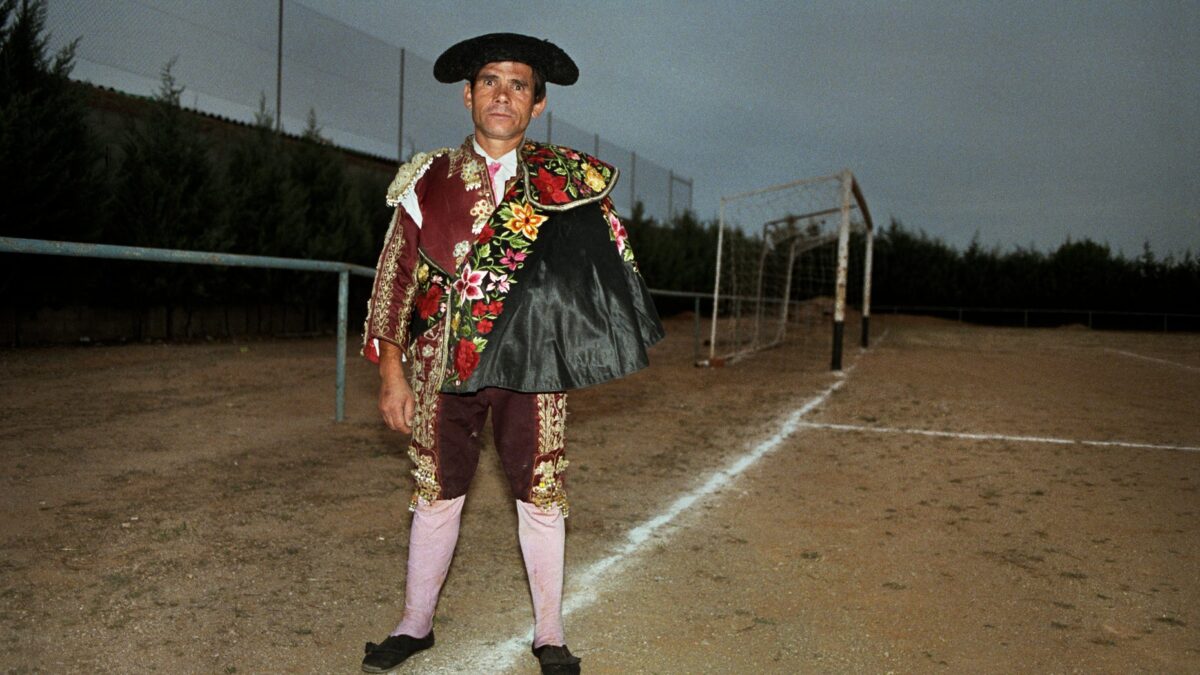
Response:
[1,315,1197,674]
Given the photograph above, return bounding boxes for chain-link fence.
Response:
[45,0,692,221]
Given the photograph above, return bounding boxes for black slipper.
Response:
[361,632,434,673]
[533,644,582,675]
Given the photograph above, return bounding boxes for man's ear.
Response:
[463,81,473,110]
[532,96,547,119]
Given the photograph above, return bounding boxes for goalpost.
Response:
[704,169,874,370]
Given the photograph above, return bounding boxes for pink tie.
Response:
[487,161,503,205]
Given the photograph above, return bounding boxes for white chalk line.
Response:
[442,370,857,672]
[796,421,1200,453]
[1105,348,1200,373]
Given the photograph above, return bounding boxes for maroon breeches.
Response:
[407,387,570,515]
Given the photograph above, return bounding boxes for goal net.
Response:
[705,170,874,369]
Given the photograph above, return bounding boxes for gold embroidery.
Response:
[536,393,567,454]
[531,393,570,516]
[407,446,440,510]
[409,331,441,449]
[470,198,494,234]
[386,150,444,207]
[406,318,451,510]
[530,456,570,517]
[369,208,406,342]
[448,139,484,191]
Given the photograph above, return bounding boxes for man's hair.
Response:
[472,63,547,103]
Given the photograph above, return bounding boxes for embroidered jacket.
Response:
[363,136,663,393]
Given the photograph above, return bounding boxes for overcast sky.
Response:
[291,0,1199,258]
[50,1,1199,258]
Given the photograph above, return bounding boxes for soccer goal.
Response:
[704,169,874,370]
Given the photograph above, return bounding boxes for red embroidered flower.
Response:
[487,300,504,315]
[532,167,569,204]
[416,285,443,320]
[476,225,494,245]
[477,319,493,334]
[472,300,490,317]
[454,338,479,381]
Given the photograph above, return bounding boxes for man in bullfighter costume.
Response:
[359,33,663,674]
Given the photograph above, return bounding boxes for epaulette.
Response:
[386,149,450,207]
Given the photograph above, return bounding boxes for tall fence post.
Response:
[275,0,283,132]
[336,269,349,421]
[397,47,405,161]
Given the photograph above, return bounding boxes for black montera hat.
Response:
[433,33,578,86]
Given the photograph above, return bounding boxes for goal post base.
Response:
[831,320,845,371]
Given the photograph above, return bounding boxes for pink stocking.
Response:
[516,499,566,648]
[391,495,465,638]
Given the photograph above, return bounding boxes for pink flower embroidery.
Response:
[453,264,486,304]
[487,271,510,294]
[609,212,627,254]
[500,247,527,271]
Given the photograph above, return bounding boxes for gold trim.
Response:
[448,138,485,192]
[386,150,445,207]
[531,393,570,515]
[536,393,567,453]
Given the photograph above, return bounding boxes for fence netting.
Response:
[45,0,692,222]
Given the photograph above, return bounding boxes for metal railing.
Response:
[1,236,722,421]
[0,236,374,421]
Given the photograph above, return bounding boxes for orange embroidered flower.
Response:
[503,202,548,240]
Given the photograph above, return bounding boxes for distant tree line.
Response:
[2,0,1196,343]
[867,221,1199,319]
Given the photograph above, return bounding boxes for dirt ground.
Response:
[1,315,1197,674]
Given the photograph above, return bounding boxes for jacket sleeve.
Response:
[362,152,440,361]
[362,204,422,361]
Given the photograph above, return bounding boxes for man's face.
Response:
[463,61,546,147]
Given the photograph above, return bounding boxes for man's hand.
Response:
[378,341,416,434]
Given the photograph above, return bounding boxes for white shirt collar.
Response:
[473,138,518,173]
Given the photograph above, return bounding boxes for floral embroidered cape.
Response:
[410,140,663,393]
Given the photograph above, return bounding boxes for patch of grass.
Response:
[103,572,133,588]
[153,521,188,542]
